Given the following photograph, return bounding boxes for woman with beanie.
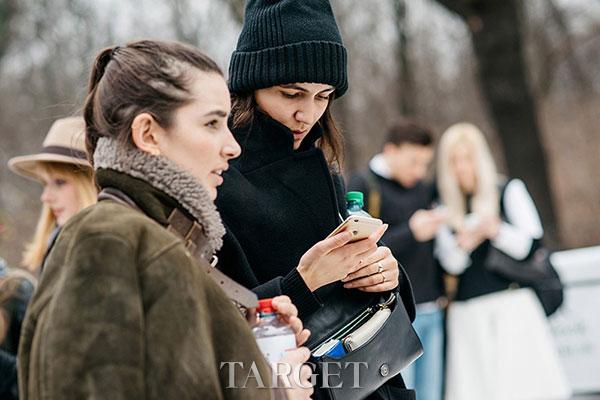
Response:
[18,40,312,400]
[217,1,418,398]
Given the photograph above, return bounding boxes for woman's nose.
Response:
[41,186,52,204]
[294,102,315,126]
[223,128,241,159]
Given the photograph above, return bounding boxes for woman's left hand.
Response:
[340,246,400,292]
[271,295,311,347]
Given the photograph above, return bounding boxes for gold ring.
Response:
[377,261,384,274]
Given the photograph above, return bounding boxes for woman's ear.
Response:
[131,113,163,155]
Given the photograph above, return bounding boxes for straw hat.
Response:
[8,117,91,182]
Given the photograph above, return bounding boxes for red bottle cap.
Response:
[258,298,274,314]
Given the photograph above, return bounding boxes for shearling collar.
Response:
[93,137,225,255]
[232,111,324,173]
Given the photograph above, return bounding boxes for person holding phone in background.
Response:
[348,119,447,400]
[434,122,570,400]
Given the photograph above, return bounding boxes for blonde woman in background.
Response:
[0,117,95,399]
[434,123,570,400]
[9,116,96,272]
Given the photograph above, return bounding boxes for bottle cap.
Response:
[257,298,274,314]
[346,191,364,205]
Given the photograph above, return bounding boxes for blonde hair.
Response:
[436,123,499,229]
[22,162,96,271]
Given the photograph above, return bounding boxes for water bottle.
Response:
[252,298,296,364]
[346,191,371,217]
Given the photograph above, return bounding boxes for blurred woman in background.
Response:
[8,116,96,272]
[434,122,570,400]
[1,117,95,400]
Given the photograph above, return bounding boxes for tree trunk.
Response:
[0,0,18,62]
[393,0,416,116]
[435,0,560,246]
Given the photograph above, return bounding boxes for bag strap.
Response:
[361,170,382,219]
[497,178,544,255]
[98,188,259,315]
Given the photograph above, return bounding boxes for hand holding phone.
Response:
[296,220,387,292]
[327,215,383,243]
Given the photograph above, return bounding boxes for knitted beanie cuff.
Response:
[228,40,348,97]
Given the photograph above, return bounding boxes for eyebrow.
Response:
[280,84,335,94]
[203,110,228,118]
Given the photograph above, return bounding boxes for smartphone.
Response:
[327,215,383,243]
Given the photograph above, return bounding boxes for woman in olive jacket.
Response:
[18,40,312,400]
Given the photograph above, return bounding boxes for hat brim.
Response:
[8,153,91,182]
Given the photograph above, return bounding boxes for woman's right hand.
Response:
[296,224,388,291]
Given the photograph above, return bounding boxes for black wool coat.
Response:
[216,112,416,322]
[216,112,418,399]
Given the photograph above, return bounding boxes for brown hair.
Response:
[0,268,37,344]
[83,40,223,162]
[230,93,345,169]
[385,119,433,147]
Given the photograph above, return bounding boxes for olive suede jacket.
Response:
[18,166,276,400]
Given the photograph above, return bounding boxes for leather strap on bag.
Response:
[98,188,259,320]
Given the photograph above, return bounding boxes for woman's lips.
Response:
[211,172,224,186]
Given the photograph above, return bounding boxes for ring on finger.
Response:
[377,261,384,274]
[380,271,386,284]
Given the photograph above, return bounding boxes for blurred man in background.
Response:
[348,119,446,400]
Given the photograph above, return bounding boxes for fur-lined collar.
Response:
[93,137,225,256]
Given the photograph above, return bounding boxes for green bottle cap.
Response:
[346,191,364,204]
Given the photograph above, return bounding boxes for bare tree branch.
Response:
[0,0,18,61]
[168,0,200,45]
[538,0,591,95]
[217,0,245,25]
[434,0,469,18]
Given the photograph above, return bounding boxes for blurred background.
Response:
[1,0,599,265]
[0,0,599,397]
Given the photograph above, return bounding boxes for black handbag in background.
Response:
[485,246,564,316]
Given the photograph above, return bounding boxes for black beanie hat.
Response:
[228,0,348,97]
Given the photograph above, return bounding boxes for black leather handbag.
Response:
[304,281,423,400]
[485,246,564,316]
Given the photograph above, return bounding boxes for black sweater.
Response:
[215,112,416,322]
[348,168,445,305]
